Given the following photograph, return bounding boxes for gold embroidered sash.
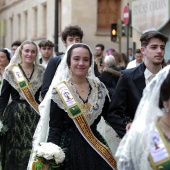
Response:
[55,81,117,170]
[11,65,39,114]
[149,122,170,170]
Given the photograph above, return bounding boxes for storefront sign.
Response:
[132,0,169,33]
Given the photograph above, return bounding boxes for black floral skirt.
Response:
[1,100,39,170]
[52,128,113,170]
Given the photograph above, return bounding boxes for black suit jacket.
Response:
[106,63,146,138]
[39,58,43,64]
[41,56,100,99]
[41,56,62,98]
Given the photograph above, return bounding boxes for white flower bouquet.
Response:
[32,142,65,170]
[0,120,8,135]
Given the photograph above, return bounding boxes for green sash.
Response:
[55,81,117,170]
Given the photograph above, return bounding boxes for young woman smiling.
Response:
[28,43,117,170]
[0,41,45,170]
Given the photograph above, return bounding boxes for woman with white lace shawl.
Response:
[116,65,170,170]
[0,40,45,170]
[0,49,11,91]
[28,43,118,170]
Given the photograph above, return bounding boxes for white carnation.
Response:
[35,142,65,164]
[54,147,65,164]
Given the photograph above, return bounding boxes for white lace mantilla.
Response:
[27,43,110,170]
[3,64,45,100]
[51,78,107,126]
[115,66,170,170]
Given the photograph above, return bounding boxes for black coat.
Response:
[41,56,62,98]
[98,66,120,97]
[106,63,146,138]
[41,56,100,98]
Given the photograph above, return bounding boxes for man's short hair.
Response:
[11,41,22,47]
[128,48,132,51]
[38,40,54,48]
[61,25,84,42]
[135,49,141,54]
[95,44,105,51]
[140,31,169,47]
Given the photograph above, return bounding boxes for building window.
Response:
[17,14,21,40]
[24,11,27,39]
[33,7,38,38]
[42,3,47,36]
[10,17,13,42]
[97,0,121,32]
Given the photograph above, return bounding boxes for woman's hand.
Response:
[41,165,50,170]
[126,122,132,132]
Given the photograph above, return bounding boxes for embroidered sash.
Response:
[55,81,117,170]
[149,122,170,170]
[11,65,39,114]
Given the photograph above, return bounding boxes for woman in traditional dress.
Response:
[0,49,11,90]
[28,43,118,170]
[116,65,170,170]
[0,40,45,170]
[0,49,11,170]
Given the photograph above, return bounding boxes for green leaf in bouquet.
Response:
[32,160,44,170]
[35,156,62,169]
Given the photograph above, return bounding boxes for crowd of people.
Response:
[0,25,170,170]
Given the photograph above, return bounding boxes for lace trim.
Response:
[51,78,107,126]
[3,64,45,100]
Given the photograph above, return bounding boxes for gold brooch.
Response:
[80,103,92,118]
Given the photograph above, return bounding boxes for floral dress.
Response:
[0,64,45,170]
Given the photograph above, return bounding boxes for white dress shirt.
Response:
[41,59,49,68]
[144,68,156,85]
[126,59,142,69]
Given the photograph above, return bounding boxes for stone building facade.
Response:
[0,0,132,55]
[0,0,170,59]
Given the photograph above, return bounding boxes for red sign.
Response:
[123,6,130,26]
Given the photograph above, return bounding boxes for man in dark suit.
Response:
[106,31,169,138]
